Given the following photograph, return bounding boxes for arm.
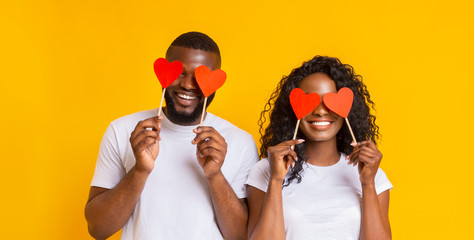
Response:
[207,171,249,240]
[347,140,392,240]
[85,116,162,239]
[85,168,151,239]
[248,180,285,240]
[361,187,391,240]
[247,139,304,240]
[192,126,248,240]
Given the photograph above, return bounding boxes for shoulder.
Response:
[245,158,271,192]
[253,158,270,170]
[374,167,393,194]
[109,108,158,131]
[207,113,254,142]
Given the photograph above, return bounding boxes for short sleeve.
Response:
[374,168,393,195]
[90,123,126,189]
[245,158,271,193]
[229,136,259,199]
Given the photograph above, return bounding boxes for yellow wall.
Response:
[1,0,473,239]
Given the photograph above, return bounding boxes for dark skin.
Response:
[248,73,391,240]
[85,46,248,240]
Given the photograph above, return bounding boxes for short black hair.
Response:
[168,31,221,63]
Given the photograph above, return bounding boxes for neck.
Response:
[304,138,340,166]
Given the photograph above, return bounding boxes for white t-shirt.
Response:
[91,109,259,240]
[245,153,393,240]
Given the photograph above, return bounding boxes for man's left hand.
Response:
[192,126,227,179]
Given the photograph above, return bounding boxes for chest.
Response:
[281,167,362,238]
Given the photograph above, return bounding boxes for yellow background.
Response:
[1,0,473,239]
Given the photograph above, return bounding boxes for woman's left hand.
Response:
[346,140,383,186]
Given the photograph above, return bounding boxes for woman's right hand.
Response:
[267,139,305,181]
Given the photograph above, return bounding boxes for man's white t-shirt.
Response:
[245,153,393,240]
[91,109,259,240]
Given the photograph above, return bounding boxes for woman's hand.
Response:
[346,140,383,186]
[267,139,305,181]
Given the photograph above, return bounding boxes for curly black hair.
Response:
[258,56,380,187]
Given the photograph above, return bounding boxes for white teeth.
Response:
[177,94,197,100]
[311,121,330,126]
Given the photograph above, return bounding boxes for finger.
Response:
[134,136,158,153]
[359,148,377,158]
[131,116,162,139]
[347,147,361,164]
[196,138,225,153]
[350,152,360,166]
[284,155,294,170]
[192,128,226,146]
[131,129,160,147]
[350,140,371,148]
[288,150,298,162]
[357,155,376,169]
[193,127,225,142]
[365,140,377,149]
[273,145,297,160]
[280,139,305,147]
[358,146,377,156]
[198,147,224,161]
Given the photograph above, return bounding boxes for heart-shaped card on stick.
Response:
[323,87,357,143]
[289,88,321,139]
[153,58,183,116]
[195,65,227,125]
[195,65,226,97]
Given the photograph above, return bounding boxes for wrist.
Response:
[269,176,284,185]
[206,170,224,182]
[132,166,152,176]
[361,181,376,189]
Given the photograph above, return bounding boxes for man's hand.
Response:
[192,126,227,179]
[129,116,163,174]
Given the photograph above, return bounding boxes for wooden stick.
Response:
[199,97,208,126]
[157,88,166,116]
[292,119,301,140]
[345,118,357,144]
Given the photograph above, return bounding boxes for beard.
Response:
[164,91,215,125]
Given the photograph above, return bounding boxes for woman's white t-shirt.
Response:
[245,153,393,240]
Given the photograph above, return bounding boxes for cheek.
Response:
[334,118,344,133]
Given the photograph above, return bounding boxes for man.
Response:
[85,32,259,240]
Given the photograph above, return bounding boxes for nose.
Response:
[179,72,199,90]
[311,102,330,117]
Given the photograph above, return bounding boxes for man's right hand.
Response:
[129,116,163,174]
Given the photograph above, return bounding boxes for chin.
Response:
[307,135,336,142]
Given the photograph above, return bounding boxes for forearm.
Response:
[85,167,150,239]
[360,183,391,240]
[207,171,248,240]
[250,178,286,240]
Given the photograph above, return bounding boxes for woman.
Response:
[246,56,392,240]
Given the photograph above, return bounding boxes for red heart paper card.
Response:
[195,65,226,97]
[290,88,321,120]
[153,58,183,88]
[323,87,354,118]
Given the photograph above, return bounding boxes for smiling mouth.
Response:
[311,121,331,126]
[177,93,197,100]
